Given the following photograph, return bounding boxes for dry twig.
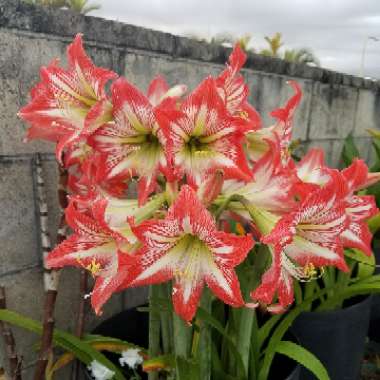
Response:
[0,287,22,380]
[33,155,68,380]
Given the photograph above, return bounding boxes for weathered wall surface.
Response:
[0,0,380,377]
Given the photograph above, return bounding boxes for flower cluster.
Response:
[19,34,380,321]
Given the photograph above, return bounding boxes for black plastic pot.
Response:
[269,347,300,380]
[83,307,300,380]
[368,247,380,342]
[84,307,149,379]
[290,296,372,380]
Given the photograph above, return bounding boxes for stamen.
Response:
[85,258,102,277]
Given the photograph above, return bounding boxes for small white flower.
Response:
[119,348,144,369]
[87,360,115,380]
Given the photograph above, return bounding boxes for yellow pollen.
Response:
[302,263,324,280]
[85,259,102,277]
[239,110,249,120]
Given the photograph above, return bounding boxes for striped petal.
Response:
[147,75,187,106]
[19,34,117,154]
[262,178,349,271]
[250,247,294,308]
[216,44,248,114]
[345,195,378,222]
[341,221,373,256]
[128,185,253,321]
[223,143,297,213]
[90,78,170,204]
[161,78,251,185]
[296,148,331,186]
[246,81,301,164]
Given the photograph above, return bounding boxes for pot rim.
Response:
[295,294,373,320]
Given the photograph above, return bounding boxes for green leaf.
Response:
[315,280,380,311]
[258,286,333,380]
[257,314,282,350]
[143,354,175,372]
[370,137,380,172]
[276,341,330,380]
[175,356,200,380]
[367,213,380,233]
[0,309,126,380]
[340,133,360,168]
[196,307,246,378]
[345,248,375,279]
[250,244,272,290]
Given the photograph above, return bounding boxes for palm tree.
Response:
[236,34,253,52]
[209,32,236,46]
[260,32,284,58]
[25,0,66,7]
[23,0,100,14]
[283,48,320,66]
[65,0,100,14]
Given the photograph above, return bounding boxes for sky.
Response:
[92,0,380,78]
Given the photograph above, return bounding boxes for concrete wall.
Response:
[0,0,380,377]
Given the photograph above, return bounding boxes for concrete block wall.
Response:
[0,0,380,377]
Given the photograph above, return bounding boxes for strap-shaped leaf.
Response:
[197,307,246,378]
[143,354,175,372]
[276,340,329,380]
[340,133,360,167]
[259,279,380,380]
[0,309,126,380]
[367,212,380,233]
[175,356,200,380]
[345,248,375,279]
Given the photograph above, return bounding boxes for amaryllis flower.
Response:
[89,78,173,205]
[19,34,117,160]
[293,148,332,199]
[251,177,348,308]
[197,170,225,206]
[46,201,136,312]
[295,156,379,255]
[296,148,331,186]
[216,44,261,130]
[147,75,187,107]
[129,185,254,322]
[246,81,301,163]
[219,142,298,216]
[157,77,252,186]
[340,159,379,255]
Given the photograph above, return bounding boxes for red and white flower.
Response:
[216,44,261,130]
[128,185,254,322]
[89,78,172,205]
[296,148,331,186]
[252,177,349,308]
[157,77,252,186]
[340,159,379,255]
[19,34,117,160]
[220,143,298,215]
[147,75,187,107]
[246,81,301,163]
[46,201,136,312]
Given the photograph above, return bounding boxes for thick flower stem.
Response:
[158,283,173,354]
[173,314,192,358]
[237,307,256,378]
[173,312,193,380]
[148,285,161,380]
[197,290,213,380]
[237,264,258,379]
